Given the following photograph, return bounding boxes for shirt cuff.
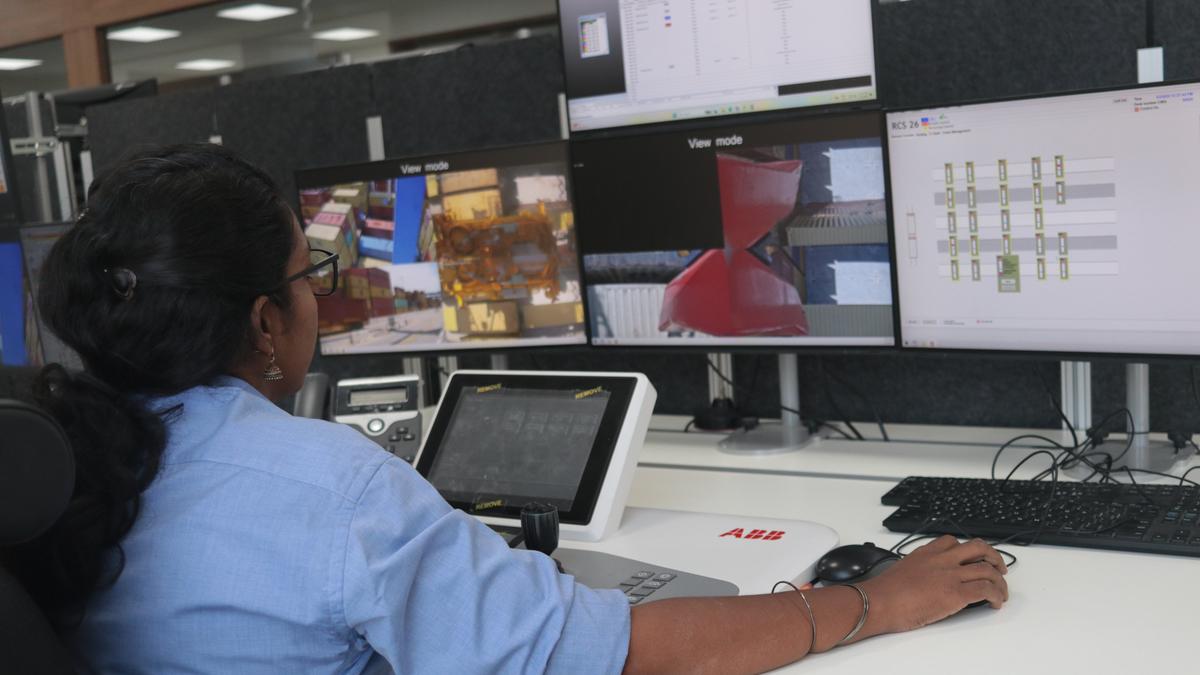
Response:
[546,585,631,674]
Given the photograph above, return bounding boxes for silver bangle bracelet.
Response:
[796,590,817,652]
[772,581,817,652]
[838,583,870,645]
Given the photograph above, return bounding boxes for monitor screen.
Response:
[558,0,877,132]
[575,110,894,348]
[0,86,20,225]
[415,371,641,525]
[21,224,82,368]
[295,142,586,355]
[887,81,1200,356]
[428,386,608,511]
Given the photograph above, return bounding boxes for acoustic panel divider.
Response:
[214,65,373,212]
[371,34,565,159]
[86,88,218,175]
[875,0,1144,109]
[1151,0,1200,81]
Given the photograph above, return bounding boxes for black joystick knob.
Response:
[520,502,559,557]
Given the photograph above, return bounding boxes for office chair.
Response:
[0,398,78,674]
[0,378,395,674]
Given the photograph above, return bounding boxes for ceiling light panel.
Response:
[176,59,237,71]
[312,27,380,42]
[218,4,298,22]
[0,58,42,71]
[107,26,182,43]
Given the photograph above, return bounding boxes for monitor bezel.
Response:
[555,0,884,139]
[573,106,901,353]
[884,76,1200,362]
[414,371,639,525]
[293,139,589,358]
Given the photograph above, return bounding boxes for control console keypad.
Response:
[619,571,677,604]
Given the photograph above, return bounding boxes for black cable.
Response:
[817,359,863,440]
[1035,366,1078,449]
[820,422,856,441]
[747,355,762,413]
[1180,465,1200,487]
[990,434,1074,481]
[823,362,889,442]
[888,516,1019,568]
[902,402,1200,556]
[1057,408,1135,473]
[1123,467,1200,489]
[705,356,804,420]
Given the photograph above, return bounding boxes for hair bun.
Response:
[106,267,138,300]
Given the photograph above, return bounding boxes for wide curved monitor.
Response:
[887,81,1200,357]
[575,110,894,348]
[558,0,878,133]
[295,141,586,356]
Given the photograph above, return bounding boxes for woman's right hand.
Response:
[860,535,1009,636]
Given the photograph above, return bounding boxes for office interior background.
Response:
[6,0,1200,433]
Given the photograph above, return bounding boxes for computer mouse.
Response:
[815,542,992,609]
[814,542,900,584]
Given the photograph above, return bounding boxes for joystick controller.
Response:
[520,502,560,556]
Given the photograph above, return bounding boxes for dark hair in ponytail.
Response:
[5,144,296,625]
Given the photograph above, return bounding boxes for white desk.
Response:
[640,417,1200,482]
[622,423,1200,674]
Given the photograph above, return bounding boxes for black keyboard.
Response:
[881,476,1200,557]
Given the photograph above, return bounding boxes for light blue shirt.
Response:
[72,377,630,674]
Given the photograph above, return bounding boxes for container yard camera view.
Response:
[296,142,585,355]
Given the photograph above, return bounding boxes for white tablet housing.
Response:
[414,370,656,541]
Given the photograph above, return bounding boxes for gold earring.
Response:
[263,353,284,382]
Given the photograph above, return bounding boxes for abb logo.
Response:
[719,528,786,541]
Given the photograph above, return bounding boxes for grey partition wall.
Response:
[78,8,1200,428]
[86,89,218,172]
[875,0,1145,108]
[214,65,374,210]
[1152,0,1200,80]
[373,35,566,158]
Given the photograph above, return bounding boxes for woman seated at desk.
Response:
[7,145,1008,674]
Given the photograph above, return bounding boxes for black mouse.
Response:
[815,542,900,584]
[815,542,992,609]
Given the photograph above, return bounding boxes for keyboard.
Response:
[881,476,1200,558]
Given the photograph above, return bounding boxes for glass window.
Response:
[0,38,68,98]
[106,0,556,90]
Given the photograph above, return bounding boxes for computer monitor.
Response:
[294,141,586,356]
[557,0,878,132]
[886,80,1200,357]
[18,223,82,370]
[575,109,894,348]
[0,86,21,225]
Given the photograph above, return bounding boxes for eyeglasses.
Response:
[274,248,339,297]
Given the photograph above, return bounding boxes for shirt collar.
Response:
[213,375,272,402]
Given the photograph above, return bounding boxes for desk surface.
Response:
[623,422,1200,674]
[640,416,1200,483]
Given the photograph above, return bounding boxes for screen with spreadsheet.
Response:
[887,81,1200,356]
[557,0,877,132]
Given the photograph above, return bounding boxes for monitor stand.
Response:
[1067,363,1190,477]
[490,354,509,370]
[718,354,814,455]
